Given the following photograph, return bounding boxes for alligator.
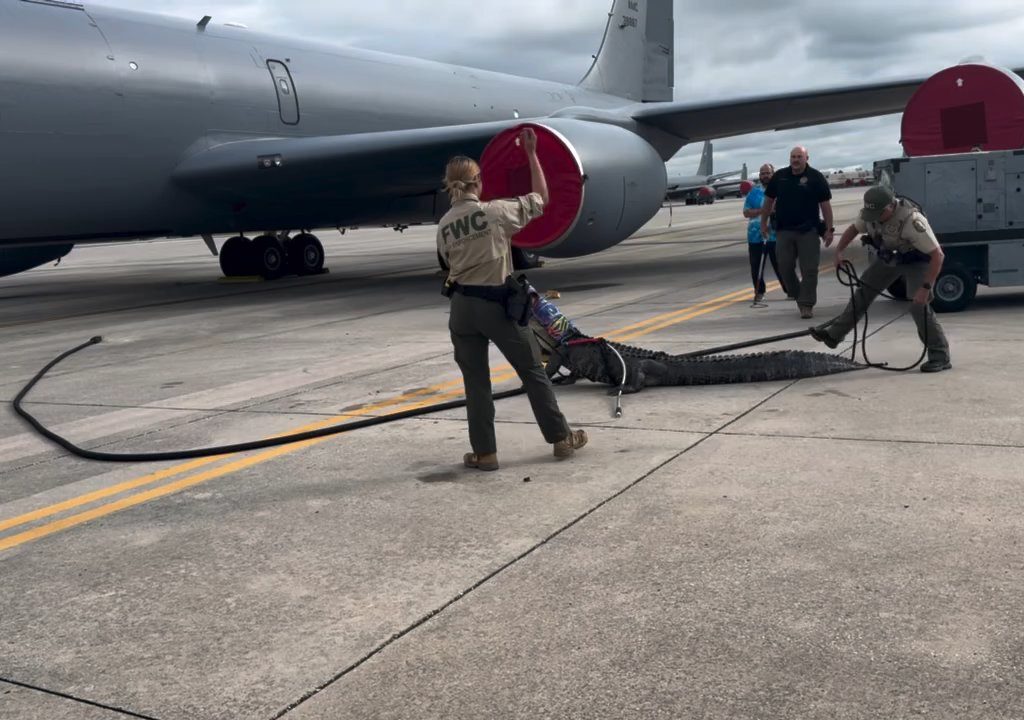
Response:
[526,285,864,394]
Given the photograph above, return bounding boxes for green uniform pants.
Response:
[776,229,823,307]
[449,293,570,455]
[821,258,950,362]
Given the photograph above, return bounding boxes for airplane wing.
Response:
[707,169,743,183]
[173,119,523,202]
[629,72,1024,143]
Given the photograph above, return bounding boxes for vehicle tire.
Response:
[512,247,543,270]
[252,234,287,280]
[219,236,251,276]
[887,276,908,300]
[288,233,325,276]
[931,262,977,313]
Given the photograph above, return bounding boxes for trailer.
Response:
[874,149,1024,312]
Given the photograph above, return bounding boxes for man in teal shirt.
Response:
[743,163,785,304]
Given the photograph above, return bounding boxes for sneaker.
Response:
[753,293,765,304]
[464,452,499,471]
[920,359,952,373]
[808,326,840,349]
[799,305,814,319]
[554,429,588,459]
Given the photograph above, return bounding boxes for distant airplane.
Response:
[664,142,746,204]
[710,165,753,199]
[0,0,1005,279]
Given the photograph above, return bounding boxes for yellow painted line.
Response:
[0,372,524,553]
[608,287,753,336]
[0,280,783,551]
[0,381,471,535]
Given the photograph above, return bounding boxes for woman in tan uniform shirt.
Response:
[437,128,588,471]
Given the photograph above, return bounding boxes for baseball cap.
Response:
[860,186,895,221]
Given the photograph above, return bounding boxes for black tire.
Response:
[931,262,977,313]
[288,233,325,276]
[251,234,286,280]
[887,276,908,300]
[512,247,543,270]
[219,236,251,276]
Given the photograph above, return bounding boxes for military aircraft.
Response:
[0,0,1006,279]
[711,165,752,199]
[664,142,745,204]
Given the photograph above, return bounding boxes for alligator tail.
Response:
[647,349,865,386]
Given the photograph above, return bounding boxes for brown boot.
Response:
[464,452,499,471]
[553,429,588,459]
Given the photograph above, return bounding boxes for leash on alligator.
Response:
[12,263,926,462]
[529,260,930,418]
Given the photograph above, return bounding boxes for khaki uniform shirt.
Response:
[437,192,545,286]
[854,200,939,255]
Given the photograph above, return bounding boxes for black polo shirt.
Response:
[764,165,832,232]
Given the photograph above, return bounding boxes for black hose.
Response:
[678,329,812,358]
[833,260,928,372]
[12,336,525,463]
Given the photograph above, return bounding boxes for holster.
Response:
[861,236,929,265]
[503,274,532,327]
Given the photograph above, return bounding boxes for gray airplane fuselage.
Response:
[0,1,627,248]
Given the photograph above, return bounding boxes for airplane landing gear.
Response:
[252,234,286,280]
[219,235,251,276]
[286,233,326,276]
[218,232,326,279]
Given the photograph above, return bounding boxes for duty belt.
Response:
[875,246,931,265]
[450,283,510,303]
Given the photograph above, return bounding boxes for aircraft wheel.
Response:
[219,236,251,276]
[288,233,325,275]
[251,234,287,280]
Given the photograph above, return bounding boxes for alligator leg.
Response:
[545,348,578,385]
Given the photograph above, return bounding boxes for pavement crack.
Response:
[717,429,1024,450]
[271,380,796,719]
[0,676,161,719]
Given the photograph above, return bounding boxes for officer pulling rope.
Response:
[808,186,952,373]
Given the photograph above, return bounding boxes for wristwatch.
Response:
[922,282,932,290]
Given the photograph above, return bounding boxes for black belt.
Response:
[451,283,510,303]
[876,247,931,264]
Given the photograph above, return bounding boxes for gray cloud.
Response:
[95,0,1024,171]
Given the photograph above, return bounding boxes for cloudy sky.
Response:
[95,0,1024,175]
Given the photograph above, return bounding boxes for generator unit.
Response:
[874,150,1024,311]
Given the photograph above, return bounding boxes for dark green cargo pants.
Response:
[449,293,570,455]
[820,258,950,363]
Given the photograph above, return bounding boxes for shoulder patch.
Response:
[912,219,927,233]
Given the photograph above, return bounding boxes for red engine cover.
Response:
[479,124,584,250]
[738,180,754,196]
[901,63,1024,156]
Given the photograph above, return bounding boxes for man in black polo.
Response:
[760,146,834,319]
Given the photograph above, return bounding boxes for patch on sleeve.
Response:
[912,218,927,233]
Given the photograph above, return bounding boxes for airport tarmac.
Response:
[1,187,1022,720]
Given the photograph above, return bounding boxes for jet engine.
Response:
[479,119,667,258]
[0,244,73,278]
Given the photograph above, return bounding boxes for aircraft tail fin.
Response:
[741,163,748,180]
[696,141,713,177]
[579,0,674,102]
